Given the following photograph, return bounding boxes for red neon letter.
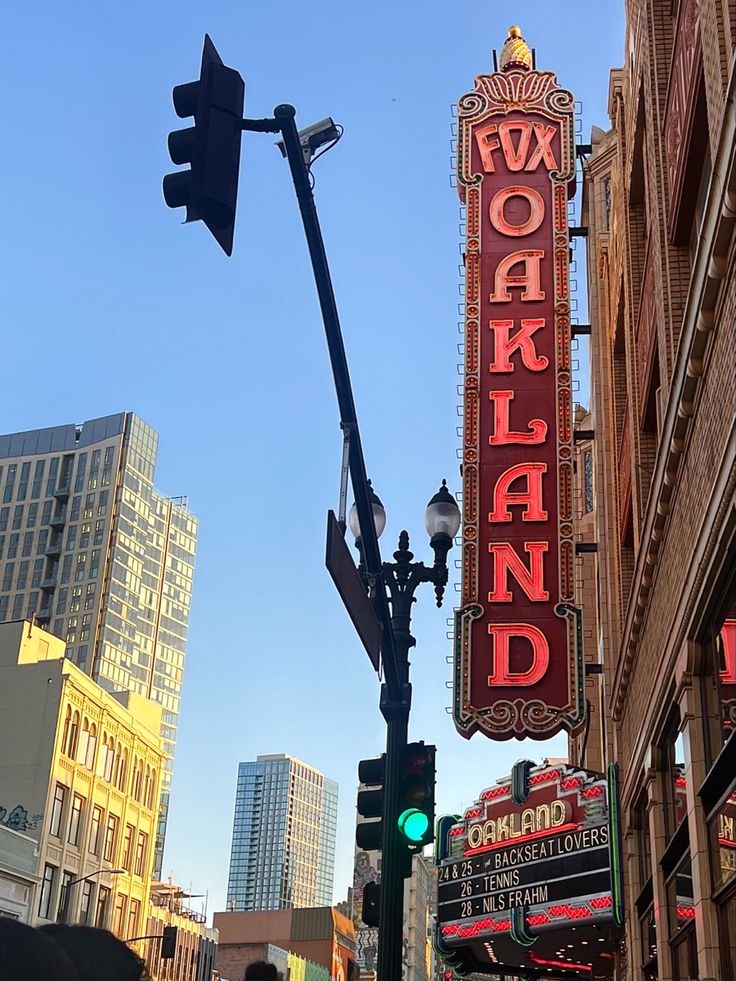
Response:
[498,121,533,171]
[489,391,548,445]
[488,542,549,602]
[489,463,548,523]
[526,123,558,172]
[488,624,550,686]
[721,619,736,684]
[475,123,500,173]
[489,186,545,237]
[489,319,549,373]
[489,250,545,303]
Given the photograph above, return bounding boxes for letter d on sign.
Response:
[488,624,549,686]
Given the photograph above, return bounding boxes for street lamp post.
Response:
[349,480,460,981]
[59,868,125,925]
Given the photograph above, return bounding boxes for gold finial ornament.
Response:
[499,24,532,72]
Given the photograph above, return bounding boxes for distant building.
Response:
[226,755,338,911]
[213,907,355,981]
[0,413,198,876]
[403,854,433,981]
[141,880,218,981]
[0,619,164,935]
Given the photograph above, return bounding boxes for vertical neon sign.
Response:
[454,28,584,740]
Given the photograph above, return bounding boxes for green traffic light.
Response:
[398,807,429,842]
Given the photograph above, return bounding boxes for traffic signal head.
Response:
[161,925,177,959]
[163,35,245,255]
[355,755,385,852]
[397,742,435,850]
[361,880,380,928]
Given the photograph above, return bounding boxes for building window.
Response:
[80,880,94,925]
[95,886,109,928]
[89,805,103,856]
[633,792,652,891]
[85,723,98,770]
[661,719,687,840]
[716,889,736,981]
[68,794,84,846]
[147,769,157,810]
[57,870,74,921]
[113,893,126,937]
[667,854,698,981]
[122,824,134,871]
[103,815,119,863]
[127,898,140,940]
[667,851,695,939]
[134,832,147,877]
[38,864,56,919]
[100,737,115,782]
[714,604,736,750]
[132,760,143,801]
[143,766,151,808]
[63,710,80,758]
[50,783,67,838]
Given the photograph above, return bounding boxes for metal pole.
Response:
[272,103,400,698]
[273,103,410,981]
[377,584,415,981]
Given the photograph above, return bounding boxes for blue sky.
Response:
[1,2,623,918]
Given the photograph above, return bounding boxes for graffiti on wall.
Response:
[0,804,43,833]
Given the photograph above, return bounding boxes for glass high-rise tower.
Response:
[227,754,338,911]
[0,413,198,876]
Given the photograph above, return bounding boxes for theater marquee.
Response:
[435,761,623,977]
[454,26,584,740]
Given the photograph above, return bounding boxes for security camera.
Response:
[276,117,340,161]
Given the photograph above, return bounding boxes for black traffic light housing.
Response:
[161,925,177,959]
[361,880,380,928]
[355,755,385,852]
[397,742,436,851]
[163,35,245,255]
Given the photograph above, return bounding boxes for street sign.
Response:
[325,510,381,671]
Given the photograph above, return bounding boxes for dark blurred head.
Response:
[39,925,148,981]
[245,961,280,981]
[0,918,79,981]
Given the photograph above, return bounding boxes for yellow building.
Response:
[0,619,164,937]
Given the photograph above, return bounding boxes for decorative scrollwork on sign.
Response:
[475,71,559,113]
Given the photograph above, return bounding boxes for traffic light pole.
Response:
[379,670,411,981]
[272,104,401,696]
[273,104,413,981]
[168,70,430,978]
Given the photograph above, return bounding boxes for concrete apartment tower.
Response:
[0,412,198,876]
[226,755,338,911]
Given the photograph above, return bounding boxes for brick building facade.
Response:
[577,1,735,979]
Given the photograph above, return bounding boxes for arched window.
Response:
[143,766,151,808]
[118,748,129,792]
[97,732,108,777]
[132,757,142,801]
[77,718,90,764]
[68,712,80,759]
[103,737,115,782]
[61,706,72,756]
[147,769,157,810]
[86,723,98,770]
[113,743,122,787]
